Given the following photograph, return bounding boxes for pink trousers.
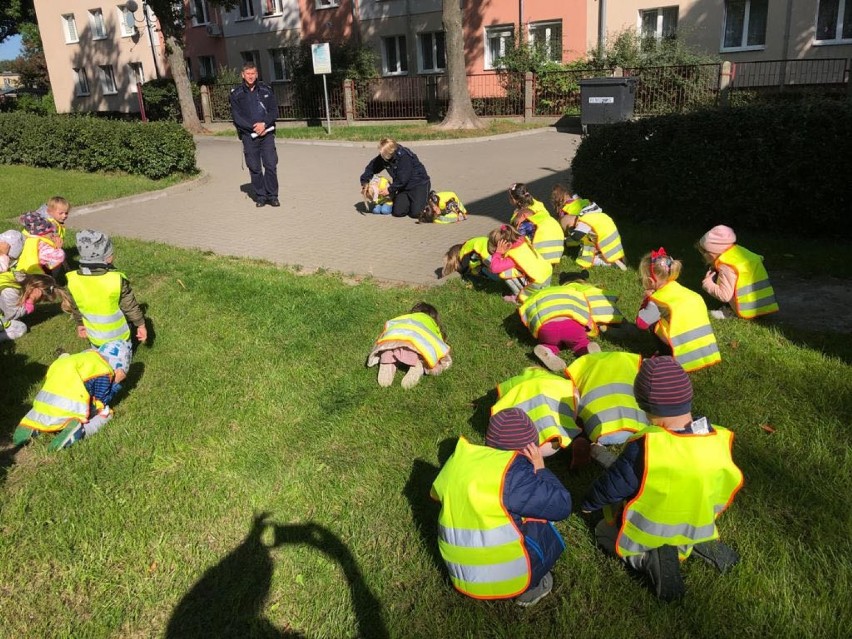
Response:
[537,318,590,356]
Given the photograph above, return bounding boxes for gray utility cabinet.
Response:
[578,77,637,125]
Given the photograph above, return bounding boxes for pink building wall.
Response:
[299,0,356,45]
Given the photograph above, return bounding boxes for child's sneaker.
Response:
[47,420,85,452]
[590,443,618,469]
[710,307,734,320]
[515,572,553,607]
[692,540,740,573]
[586,342,602,354]
[12,425,39,446]
[646,545,685,602]
[533,345,567,373]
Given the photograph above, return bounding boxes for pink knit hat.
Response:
[700,225,737,254]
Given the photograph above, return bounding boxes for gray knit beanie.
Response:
[76,229,114,264]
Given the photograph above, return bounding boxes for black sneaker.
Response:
[692,540,740,574]
[255,199,267,208]
[267,198,280,207]
[646,545,685,602]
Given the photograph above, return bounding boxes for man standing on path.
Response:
[230,62,279,208]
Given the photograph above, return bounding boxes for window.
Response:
[191,0,210,26]
[90,9,107,39]
[815,0,852,43]
[98,65,117,94]
[722,0,768,50]
[62,14,79,43]
[485,25,514,69]
[640,7,678,49]
[528,21,562,62]
[237,0,255,19]
[418,31,445,73]
[381,35,407,75]
[262,0,283,16]
[316,0,340,8]
[118,4,136,37]
[269,48,292,82]
[73,68,90,96]
[129,62,144,92]
[198,55,216,79]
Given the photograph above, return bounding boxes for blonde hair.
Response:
[16,274,73,313]
[47,196,70,214]
[639,250,682,291]
[379,137,399,160]
[551,183,572,212]
[487,225,521,254]
[442,244,463,278]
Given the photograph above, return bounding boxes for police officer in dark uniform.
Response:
[229,62,279,207]
[360,138,431,219]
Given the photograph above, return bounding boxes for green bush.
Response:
[141,78,201,122]
[0,113,196,179]
[571,102,852,236]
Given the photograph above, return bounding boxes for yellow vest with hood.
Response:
[432,436,530,599]
[715,245,779,319]
[650,281,721,372]
[616,424,743,560]
[493,367,579,447]
[374,312,449,369]
[66,270,131,346]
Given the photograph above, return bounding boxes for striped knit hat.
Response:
[633,356,693,417]
[486,408,538,451]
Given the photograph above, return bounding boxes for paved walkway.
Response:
[73,129,582,285]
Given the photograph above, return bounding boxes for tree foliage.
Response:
[11,22,47,88]
[0,0,35,43]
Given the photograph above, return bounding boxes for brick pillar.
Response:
[344,79,355,124]
[524,72,533,122]
[200,85,212,124]
[719,61,733,108]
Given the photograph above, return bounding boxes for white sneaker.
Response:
[534,345,567,373]
[515,572,553,607]
[710,309,729,320]
[586,342,602,354]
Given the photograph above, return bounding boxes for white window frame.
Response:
[639,7,679,42]
[129,62,144,93]
[814,0,852,44]
[721,0,768,52]
[528,20,562,62]
[381,35,408,76]
[484,25,514,70]
[417,31,446,74]
[198,55,216,79]
[315,0,340,8]
[118,5,136,37]
[62,14,79,44]
[73,67,90,96]
[191,0,210,26]
[269,48,292,82]
[98,65,117,95]
[237,0,255,20]
[89,9,108,40]
[262,0,283,16]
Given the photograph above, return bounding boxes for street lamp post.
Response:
[125,0,161,80]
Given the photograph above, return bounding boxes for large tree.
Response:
[0,0,35,43]
[12,21,48,88]
[438,0,484,130]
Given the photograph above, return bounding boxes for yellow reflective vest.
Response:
[505,239,552,301]
[432,436,530,599]
[511,198,550,226]
[461,236,522,279]
[17,233,59,275]
[0,271,21,328]
[566,352,649,442]
[45,217,67,243]
[518,285,593,339]
[19,350,113,432]
[560,198,592,218]
[616,424,743,560]
[527,211,565,264]
[715,245,779,319]
[650,281,721,372]
[374,312,450,370]
[575,211,624,268]
[493,367,579,447]
[66,271,131,347]
[562,281,624,329]
[433,191,468,224]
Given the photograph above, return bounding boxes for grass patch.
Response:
[0,234,850,638]
[0,165,192,219]
[214,120,548,141]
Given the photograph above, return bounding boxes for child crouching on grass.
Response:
[366,302,452,389]
[17,211,65,276]
[552,184,627,271]
[441,237,527,297]
[0,273,72,343]
[488,225,552,304]
[14,340,131,451]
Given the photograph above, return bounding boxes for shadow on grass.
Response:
[166,513,388,639]
[0,349,48,485]
[468,389,497,437]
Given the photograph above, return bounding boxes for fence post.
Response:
[718,61,733,108]
[343,78,355,124]
[847,58,852,103]
[200,84,212,124]
[524,72,533,122]
[612,66,624,78]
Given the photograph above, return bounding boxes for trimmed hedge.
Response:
[0,113,196,179]
[571,102,852,236]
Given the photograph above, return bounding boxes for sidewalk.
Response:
[73,128,582,286]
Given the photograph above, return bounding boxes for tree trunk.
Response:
[165,35,205,134]
[438,0,484,129]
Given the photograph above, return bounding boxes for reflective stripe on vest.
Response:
[528,212,565,264]
[518,286,591,338]
[374,312,450,369]
[574,212,624,268]
[651,282,721,372]
[432,437,530,599]
[562,282,624,328]
[434,192,467,224]
[616,425,743,559]
[494,367,579,447]
[66,270,131,347]
[19,350,113,432]
[716,245,779,319]
[506,239,552,284]
[566,352,648,442]
[0,271,21,328]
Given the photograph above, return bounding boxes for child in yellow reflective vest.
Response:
[0,273,72,343]
[366,302,452,389]
[488,225,553,304]
[418,190,467,224]
[17,210,65,276]
[37,196,71,243]
[508,182,549,224]
[697,225,779,320]
[362,176,394,215]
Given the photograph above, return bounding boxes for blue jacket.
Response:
[503,457,572,586]
[229,81,277,138]
[359,146,430,195]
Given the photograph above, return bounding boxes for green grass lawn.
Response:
[0,230,850,637]
[213,119,549,141]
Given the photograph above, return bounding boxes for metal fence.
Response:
[625,64,722,114]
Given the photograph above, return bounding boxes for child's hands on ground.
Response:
[521,442,545,472]
[76,326,87,339]
[136,325,148,343]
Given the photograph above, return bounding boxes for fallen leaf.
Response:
[295,574,305,586]
[177,279,187,290]
[729,340,740,349]
[148,561,157,573]
[760,423,776,434]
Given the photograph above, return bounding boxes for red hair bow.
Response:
[650,247,668,261]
